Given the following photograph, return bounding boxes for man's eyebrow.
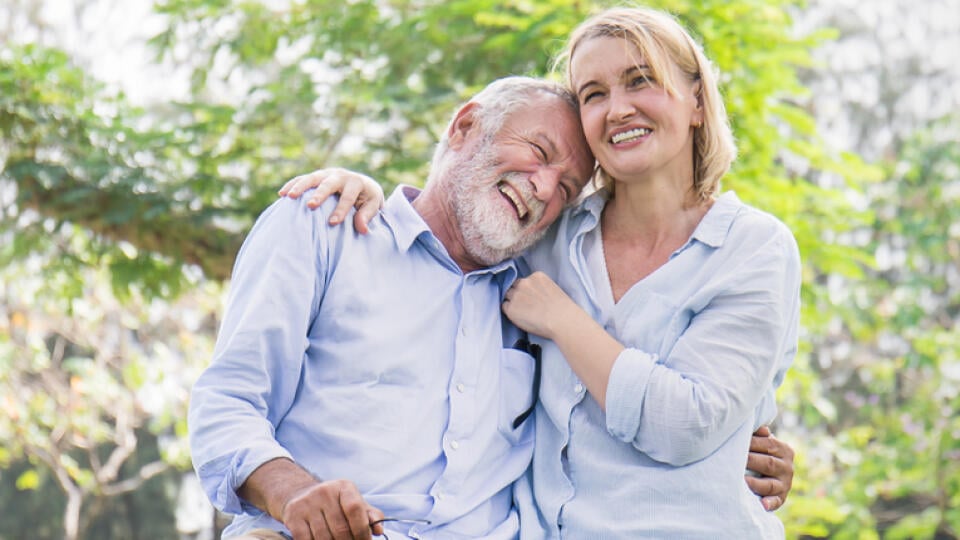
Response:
[534,133,558,156]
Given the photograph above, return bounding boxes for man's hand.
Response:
[279,168,385,234]
[745,426,795,511]
[240,458,385,539]
[281,479,384,540]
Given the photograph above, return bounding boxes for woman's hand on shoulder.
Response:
[279,168,385,234]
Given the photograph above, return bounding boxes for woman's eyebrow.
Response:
[576,79,599,96]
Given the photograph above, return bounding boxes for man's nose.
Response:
[530,169,560,203]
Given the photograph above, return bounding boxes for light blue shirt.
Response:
[189,186,538,539]
[515,190,800,539]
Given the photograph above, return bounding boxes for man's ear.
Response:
[447,102,480,150]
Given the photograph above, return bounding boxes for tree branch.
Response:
[96,407,136,485]
[100,460,170,497]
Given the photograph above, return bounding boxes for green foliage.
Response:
[779,117,960,538]
[15,469,40,491]
[148,0,591,196]
[0,44,259,294]
[0,254,217,537]
[0,440,181,539]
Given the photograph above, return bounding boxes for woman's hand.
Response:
[502,272,580,339]
[503,271,624,409]
[279,168,385,234]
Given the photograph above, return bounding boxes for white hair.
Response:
[428,76,579,182]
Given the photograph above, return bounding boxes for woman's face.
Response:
[570,36,702,185]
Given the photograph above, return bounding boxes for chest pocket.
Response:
[615,289,682,359]
[497,347,537,445]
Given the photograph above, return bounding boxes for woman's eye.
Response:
[582,91,603,103]
[630,75,651,88]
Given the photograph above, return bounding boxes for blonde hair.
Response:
[556,6,736,201]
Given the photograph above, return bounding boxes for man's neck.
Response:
[412,187,484,274]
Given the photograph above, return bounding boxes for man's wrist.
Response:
[270,477,320,521]
[241,458,320,520]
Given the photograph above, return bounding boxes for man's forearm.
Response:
[239,457,320,519]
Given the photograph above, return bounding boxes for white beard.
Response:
[450,142,547,266]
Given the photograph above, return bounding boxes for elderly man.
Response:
[189,76,595,540]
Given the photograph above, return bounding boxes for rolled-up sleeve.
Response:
[604,349,657,441]
[605,225,801,465]
[188,197,325,514]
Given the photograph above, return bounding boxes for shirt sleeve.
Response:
[188,196,327,514]
[604,222,802,466]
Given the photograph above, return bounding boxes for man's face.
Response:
[450,95,594,266]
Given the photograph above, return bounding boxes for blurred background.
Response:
[1,0,958,538]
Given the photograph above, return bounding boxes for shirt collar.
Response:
[575,186,610,221]
[563,187,609,237]
[381,185,520,279]
[690,191,741,248]
[381,185,432,254]
[572,188,741,251]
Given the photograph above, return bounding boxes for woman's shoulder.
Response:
[717,192,800,260]
[720,193,794,236]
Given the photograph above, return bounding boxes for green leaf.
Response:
[15,469,40,491]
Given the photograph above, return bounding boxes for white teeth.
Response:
[611,128,651,144]
[498,184,528,219]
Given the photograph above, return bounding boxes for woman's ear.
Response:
[691,80,704,127]
[447,102,480,150]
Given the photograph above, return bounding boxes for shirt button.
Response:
[436,492,445,501]
[460,326,466,336]
[574,383,584,393]
[456,383,465,393]
[450,440,460,450]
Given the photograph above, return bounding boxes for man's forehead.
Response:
[516,92,572,116]
[513,100,579,138]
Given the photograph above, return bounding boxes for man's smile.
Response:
[498,181,530,221]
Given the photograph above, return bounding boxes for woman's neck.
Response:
[604,176,709,249]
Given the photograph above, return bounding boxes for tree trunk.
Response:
[63,486,83,540]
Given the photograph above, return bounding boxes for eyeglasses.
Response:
[371,517,432,540]
[511,337,542,429]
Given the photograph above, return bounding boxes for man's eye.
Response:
[533,143,548,161]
